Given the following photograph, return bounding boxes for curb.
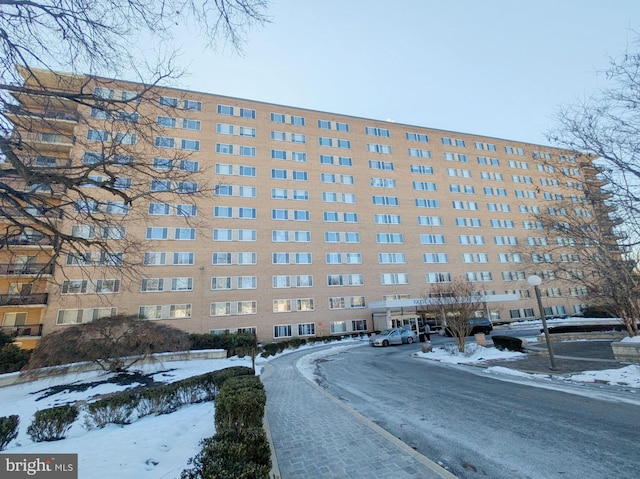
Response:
[293,346,458,479]
[259,362,282,479]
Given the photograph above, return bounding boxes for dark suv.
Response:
[445,317,493,336]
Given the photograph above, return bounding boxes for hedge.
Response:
[0,415,19,450]
[180,428,270,479]
[27,405,78,442]
[215,376,265,435]
[181,372,270,479]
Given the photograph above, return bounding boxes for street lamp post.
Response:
[527,275,558,370]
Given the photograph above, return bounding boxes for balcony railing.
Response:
[0,207,64,219]
[19,131,75,145]
[24,155,72,168]
[5,103,79,122]
[0,293,48,306]
[0,323,43,338]
[0,235,53,247]
[0,263,54,275]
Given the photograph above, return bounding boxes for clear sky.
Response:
[167,0,640,146]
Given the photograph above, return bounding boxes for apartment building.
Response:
[1,68,603,345]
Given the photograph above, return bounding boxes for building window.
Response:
[139,305,163,320]
[330,321,347,333]
[95,279,120,293]
[181,139,200,151]
[141,278,164,292]
[182,100,202,111]
[61,280,88,294]
[87,129,109,141]
[217,104,234,115]
[211,302,231,316]
[173,252,194,265]
[159,96,178,107]
[365,126,390,137]
[426,272,452,283]
[56,309,84,325]
[155,136,175,148]
[158,116,176,128]
[169,304,192,319]
[174,228,196,240]
[94,87,115,99]
[406,132,428,142]
[298,323,315,336]
[381,273,409,285]
[367,143,392,154]
[274,324,292,337]
[182,119,201,130]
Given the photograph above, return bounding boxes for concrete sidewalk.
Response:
[260,338,630,478]
[261,347,457,479]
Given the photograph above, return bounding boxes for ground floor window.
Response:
[92,307,116,320]
[330,321,347,334]
[274,324,292,338]
[351,319,367,331]
[509,308,535,320]
[210,327,257,335]
[298,323,315,336]
[573,304,587,314]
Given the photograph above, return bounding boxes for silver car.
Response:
[369,328,418,347]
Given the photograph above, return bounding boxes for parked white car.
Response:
[369,328,418,347]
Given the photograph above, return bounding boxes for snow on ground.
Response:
[567,365,640,387]
[507,316,624,329]
[414,343,526,364]
[1,356,254,479]
[414,340,640,389]
[2,333,640,479]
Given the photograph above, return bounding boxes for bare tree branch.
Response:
[0,0,269,285]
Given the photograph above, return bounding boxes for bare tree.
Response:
[548,37,640,251]
[423,278,485,353]
[0,1,269,280]
[519,190,640,336]
[26,314,191,372]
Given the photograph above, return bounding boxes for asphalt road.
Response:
[314,342,640,479]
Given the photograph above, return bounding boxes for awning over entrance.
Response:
[368,293,519,310]
[368,294,520,331]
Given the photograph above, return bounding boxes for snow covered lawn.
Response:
[1,356,255,479]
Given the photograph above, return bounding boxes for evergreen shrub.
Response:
[0,415,19,450]
[27,405,78,442]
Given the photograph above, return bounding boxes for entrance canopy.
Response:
[368,293,519,310]
[368,294,520,331]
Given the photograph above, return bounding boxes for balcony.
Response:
[0,235,53,248]
[14,131,75,152]
[0,263,54,275]
[11,84,79,113]
[25,155,72,169]
[5,103,78,121]
[0,206,64,220]
[1,154,72,171]
[0,323,43,338]
[0,293,48,306]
